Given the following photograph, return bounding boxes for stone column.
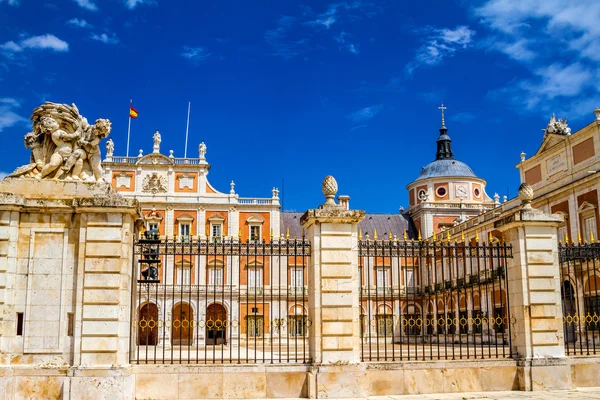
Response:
[300,176,364,365]
[497,183,568,391]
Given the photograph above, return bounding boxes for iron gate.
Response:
[559,242,600,356]
[359,236,513,361]
[131,234,311,364]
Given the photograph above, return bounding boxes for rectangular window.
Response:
[558,224,568,243]
[585,296,600,331]
[584,216,597,242]
[209,268,223,285]
[376,314,393,336]
[248,268,263,288]
[288,316,307,337]
[67,312,74,337]
[290,268,303,287]
[250,225,261,243]
[247,315,263,337]
[178,267,191,285]
[148,223,158,233]
[16,312,23,336]
[180,223,190,239]
[211,224,222,240]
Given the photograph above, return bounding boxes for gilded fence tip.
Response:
[286,227,290,239]
[418,230,422,241]
[403,230,407,241]
[373,228,378,240]
[359,230,363,240]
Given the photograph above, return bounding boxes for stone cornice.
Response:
[300,207,365,228]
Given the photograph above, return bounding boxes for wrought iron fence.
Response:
[131,234,311,364]
[559,242,600,356]
[359,237,513,361]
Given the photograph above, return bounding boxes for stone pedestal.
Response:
[301,207,364,366]
[0,179,141,400]
[497,207,569,390]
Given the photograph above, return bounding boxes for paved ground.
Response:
[365,388,600,399]
[260,388,600,400]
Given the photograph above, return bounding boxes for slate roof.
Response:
[280,211,417,240]
[415,159,477,181]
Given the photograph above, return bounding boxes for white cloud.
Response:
[0,0,19,5]
[348,104,383,123]
[181,46,211,63]
[265,16,314,60]
[73,0,97,11]
[67,18,92,29]
[474,0,600,117]
[335,31,359,54]
[0,98,28,133]
[1,34,69,53]
[306,1,377,29]
[124,0,155,10]
[406,26,475,75]
[90,33,119,45]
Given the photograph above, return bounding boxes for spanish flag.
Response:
[129,104,139,119]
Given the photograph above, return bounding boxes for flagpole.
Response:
[126,99,132,158]
[184,102,191,159]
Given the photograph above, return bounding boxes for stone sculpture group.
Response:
[9,102,112,182]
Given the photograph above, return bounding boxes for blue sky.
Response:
[1,0,599,212]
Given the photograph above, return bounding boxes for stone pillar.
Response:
[0,180,141,400]
[300,176,364,365]
[497,183,569,391]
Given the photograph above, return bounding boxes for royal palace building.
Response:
[101,108,600,355]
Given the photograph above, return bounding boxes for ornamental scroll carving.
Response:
[8,102,112,182]
[142,173,167,194]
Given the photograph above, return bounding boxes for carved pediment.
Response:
[142,173,168,194]
[136,153,174,166]
[536,134,567,155]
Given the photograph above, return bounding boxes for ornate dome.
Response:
[415,159,477,181]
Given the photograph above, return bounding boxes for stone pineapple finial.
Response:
[322,175,338,206]
[518,182,534,210]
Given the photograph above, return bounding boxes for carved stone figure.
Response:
[142,173,168,194]
[544,114,571,136]
[106,138,114,157]
[153,130,161,153]
[8,102,112,182]
[199,141,206,159]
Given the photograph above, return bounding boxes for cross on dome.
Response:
[438,103,447,127]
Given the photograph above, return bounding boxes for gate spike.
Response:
[591,231,595,243]
[446,230,451,241]
[578,231,582,244]
[488,232,493,243]
[418,230,422,241]
[373,228,378,240]
[238,229,242,238]
[461,230,465,242]
[475,231,479,242]
[359,230,363,240]
[564,232,569,244]
[403,230,407,241]
[388,231,393,240]
[432,231,437,241]
[302,229,306,239]
[286,227,290,239]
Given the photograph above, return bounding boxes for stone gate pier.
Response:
[0,179,141,399]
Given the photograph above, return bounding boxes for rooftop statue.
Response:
[543,113,571,136]
[9,102,112,182]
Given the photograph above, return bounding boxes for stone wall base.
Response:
[0,358,599,399]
